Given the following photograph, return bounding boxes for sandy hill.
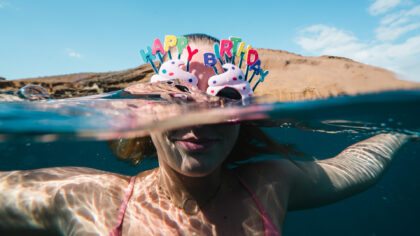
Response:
[1,49,419,101]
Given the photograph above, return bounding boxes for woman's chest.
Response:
[120,192,281,236]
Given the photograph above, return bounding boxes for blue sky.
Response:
[0,0,419,81]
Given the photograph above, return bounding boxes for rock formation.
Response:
[0,49,419,101]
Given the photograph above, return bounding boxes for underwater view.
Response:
[1,84,419,235]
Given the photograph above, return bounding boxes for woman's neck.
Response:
[157,161,223,214]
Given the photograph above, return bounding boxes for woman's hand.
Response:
[410,134,419,142]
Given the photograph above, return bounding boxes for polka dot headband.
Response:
[140,35,269,101]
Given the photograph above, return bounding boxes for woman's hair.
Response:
[108,125,307,166]
[161,33,219,62]
[183,33,219,45]
[108,33,308,166]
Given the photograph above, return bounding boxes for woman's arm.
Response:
[286,133,410,210]
[0,168,61,230]
[0,167,128,233]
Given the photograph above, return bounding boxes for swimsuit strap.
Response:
[109,175,137,236]
[235,173,282,236]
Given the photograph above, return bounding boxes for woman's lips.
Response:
[174,138,219,152]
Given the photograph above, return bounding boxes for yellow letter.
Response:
[236,42,246,56]
[164,35,178,52]
[243,45,252,61]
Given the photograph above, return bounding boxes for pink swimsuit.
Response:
[235,174,281,236]
[109,175,281,236]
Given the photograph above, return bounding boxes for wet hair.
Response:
[108,125,306,166]
[183,33,219,44]
[108,33,307,166]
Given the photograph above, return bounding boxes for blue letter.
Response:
[249,59,261,75]
[204,53,217,67]
[139,46,156,63]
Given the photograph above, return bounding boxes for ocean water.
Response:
[0,90,419,235]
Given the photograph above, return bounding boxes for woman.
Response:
[0,34,414,236]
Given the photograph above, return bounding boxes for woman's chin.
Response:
[178,157,219,177]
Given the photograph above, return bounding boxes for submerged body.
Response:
[0,133,410,235]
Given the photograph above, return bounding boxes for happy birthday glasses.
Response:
[139,35,269,101]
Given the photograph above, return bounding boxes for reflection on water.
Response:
[0,90,419,142]
[0,89,419,235]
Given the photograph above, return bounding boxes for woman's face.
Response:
[151,124,240,177]
[178,43,224,91]
[152,41,239,176]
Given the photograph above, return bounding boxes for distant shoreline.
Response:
[1,49,419,101]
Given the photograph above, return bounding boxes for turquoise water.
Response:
[0,90,419,235]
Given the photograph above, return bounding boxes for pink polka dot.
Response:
[249,94,252,96]
[242,87,246,90]
[233,77,237,81]
[211,90,214,93]
[169,72,174,76]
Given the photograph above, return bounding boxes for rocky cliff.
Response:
[1,49,419,101]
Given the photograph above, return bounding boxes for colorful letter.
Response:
[219,39,233,58]
[249,59,261,75]
[177,36,188,54]
[139,46,156,63]
[164,35,177,52]
[186,45,198,61]
[246,49,259,66]
[214,43,221,60]
[236,42,246,56]
[152,38,165,56]
[229,36,242,55]
[204,53,217,66]
[259,69,269,82]
[243,45,252,62]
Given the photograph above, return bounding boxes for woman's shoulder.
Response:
[6,166,135,199]
[24,166,158,191]
[234,159,297,185]
[12,166,132,183]
[232,159,297,200]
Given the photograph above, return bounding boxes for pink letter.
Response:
[246,49,259,66]
[152,38,165,55]
[219,39,233,58]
